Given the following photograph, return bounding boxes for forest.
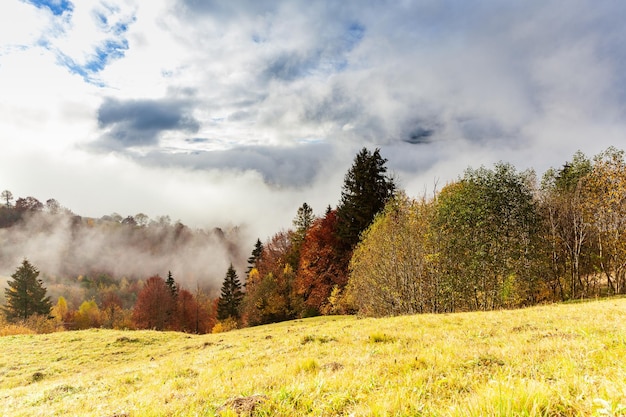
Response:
[2,146,626,334]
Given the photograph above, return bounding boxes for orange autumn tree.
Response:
[295,208,346,315]
[132,275,175,330]
[176,288,211,334]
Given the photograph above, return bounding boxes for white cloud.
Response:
[2,0,626,255]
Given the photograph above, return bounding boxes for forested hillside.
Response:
[2,146,626,333]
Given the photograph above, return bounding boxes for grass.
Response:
[1,298,626,416]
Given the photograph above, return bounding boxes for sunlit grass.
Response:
[1,298,626,416]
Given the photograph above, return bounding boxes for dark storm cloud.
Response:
[96,97,200,148]
[139,142,334,188]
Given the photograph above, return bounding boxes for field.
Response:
[1,299,625,416]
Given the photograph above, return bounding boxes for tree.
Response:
[336,148,396,278]
[434,163,539,311]
[293,202,314,243]
[540,152,594,299]
[1,190,13,207]
[217,264,244,321]
[165,271,178,299]
[132,275,175,330]
[50,296,69,327]
[582,147,626,295]
[176,289,209,334]
[45,198,61,214]
[242,231,302,324]
[347,193,437,316]
[101,291,125,329]
[134,213,149,227]
[295,209,344,314]
[74,299,102,329]
[15,196,43,212]
[3,259,52,321]
[246,238,264,276]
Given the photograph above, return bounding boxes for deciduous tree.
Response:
[296,209,344,314]
[348,193,437,316]
[1,190,14,207]
[132,275,175,330]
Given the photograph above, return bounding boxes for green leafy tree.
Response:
[217,264,244,320]
[540,151,594,299]
[435,163,539,311]
[348,193,438,316]
[3,259,52,321]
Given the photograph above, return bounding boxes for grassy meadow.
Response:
[1,298,625,416]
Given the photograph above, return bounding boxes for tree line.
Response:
[3,146,626,333]
[230,146,626,322]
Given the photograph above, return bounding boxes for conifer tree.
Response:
[3,259,52,321]
[246,239,264,276]
[217,264,244,320]
[165,270,178,299]
[293,202,314,241]
[336,147,396,252]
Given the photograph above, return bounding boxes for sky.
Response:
[2,0,626,243]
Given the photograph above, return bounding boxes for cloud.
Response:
[0,210,248,297]
[137,142,335,187]
[95,97,200,148]
[3,0,626,252]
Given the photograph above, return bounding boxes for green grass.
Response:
[1,298,626,416]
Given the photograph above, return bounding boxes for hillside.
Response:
[1,298,625,416]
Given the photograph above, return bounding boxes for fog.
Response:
[0,210,250,296]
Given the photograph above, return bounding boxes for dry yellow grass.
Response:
[1,298,625,416]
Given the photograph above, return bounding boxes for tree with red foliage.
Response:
[176,289,212,334]
[296,209,346,314]
[132,275,175,330]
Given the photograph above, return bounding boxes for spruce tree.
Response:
[165,270,178,299]
[217,264,244,320]
[293,202,314,240]
[3,259,52,321]
[246,238,264,275]
[336,147,396,251]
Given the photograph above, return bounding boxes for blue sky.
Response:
[1,0,626,242]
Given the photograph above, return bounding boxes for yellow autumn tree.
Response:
[583,147,626,295]
[347,193,437,316]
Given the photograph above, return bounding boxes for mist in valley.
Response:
[0,208,251,306]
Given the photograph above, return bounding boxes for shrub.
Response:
[212,317,239,333]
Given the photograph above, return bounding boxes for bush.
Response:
[0,314,58,336]
[212,317,239,333]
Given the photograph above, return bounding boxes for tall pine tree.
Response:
[336,148,396,252]
[165,270,178,299]
[246,238,264,276]
[3,259,52,321]
[217,264,244,320]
